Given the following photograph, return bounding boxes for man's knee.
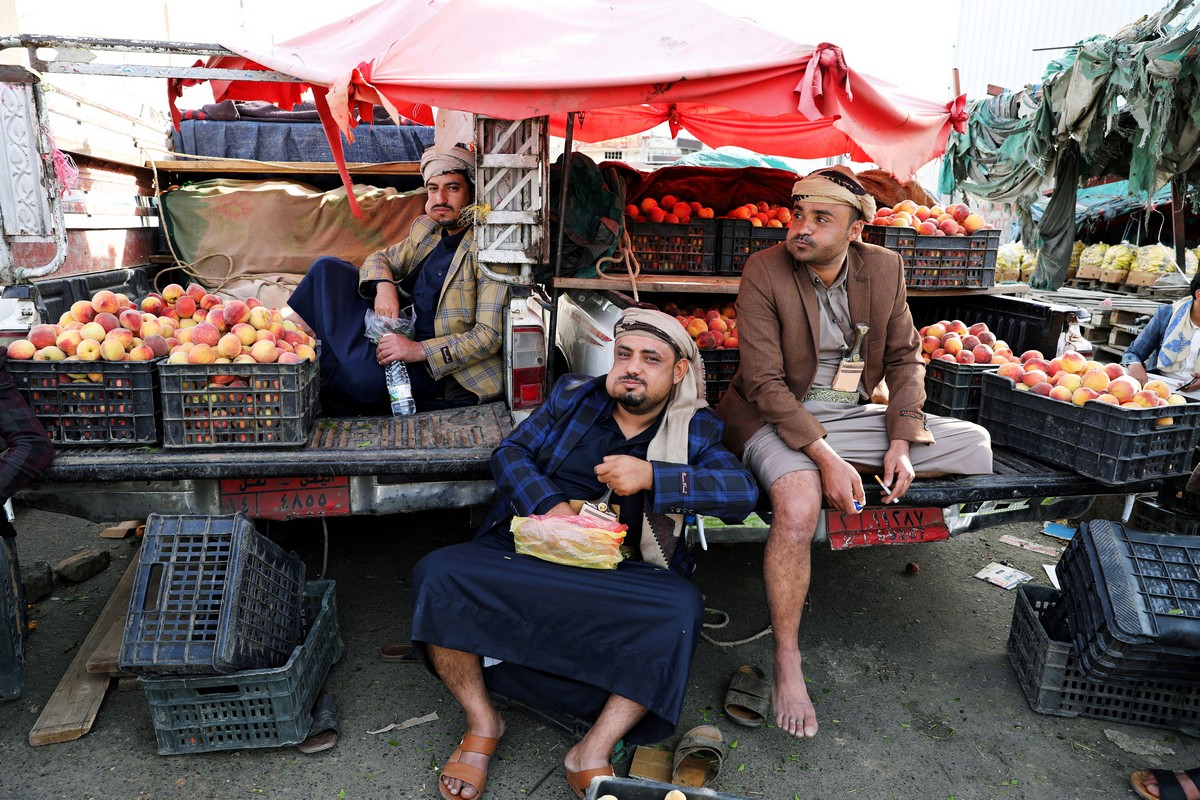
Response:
[767,472,821,544]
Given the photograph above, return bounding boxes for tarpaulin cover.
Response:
[159,179,427,305]
[173,119,434,163]
[188,0,965,204]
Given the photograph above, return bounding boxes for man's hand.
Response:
[806,439,863,514]
[879,440,915,503]
[375,333,426,365]
[373,281,401,319]
[1128,362,1149,386]
[594,455,653,496]
[544,502,576,517]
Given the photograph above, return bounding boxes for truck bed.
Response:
[39,403,513,482]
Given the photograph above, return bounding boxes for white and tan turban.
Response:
[791,164,876,221]
[419,144,475,184]
[612,307,707,568]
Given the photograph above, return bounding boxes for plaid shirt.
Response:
[491,375,758,524]
[0,347,54,537]
[360,216,509,401]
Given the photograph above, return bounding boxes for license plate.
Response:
[219,476,351,520]
[826,505,948,550]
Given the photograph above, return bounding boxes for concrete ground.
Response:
[1,501,1196,800]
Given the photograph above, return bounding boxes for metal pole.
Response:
[545,112,576,393]
[1171,176,1187,274]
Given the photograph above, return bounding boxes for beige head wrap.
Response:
[419,144,475,184]
[613,307,706,568]
[791,164,876,221]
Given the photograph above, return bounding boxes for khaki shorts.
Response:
[742,401,993,490]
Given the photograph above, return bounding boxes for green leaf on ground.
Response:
[737,763,745,772]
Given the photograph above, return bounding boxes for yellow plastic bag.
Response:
[511,514,627,569]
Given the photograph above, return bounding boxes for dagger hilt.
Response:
[848,323,869,362]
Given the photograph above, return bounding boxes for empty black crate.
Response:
[702,348,740,406]
[120,513,306,675]
[862,224,998,289]
[1129,497,1200,537]
[922,360,998,421]
[1158,473,1200,517]
[977,372,1200,484]
[7,358,160,445]
[625,219,717,275]
[585,776,753,800]
[1008,584,1200,737]
[0,539,24,701]
[1057,520,1200,684]
[716,218,787,275]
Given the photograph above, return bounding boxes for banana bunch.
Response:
[1134,243,1176,272]
[1079,243,1108,268]
[1020,246,1039,271]
[996,242,1025,271]
[1101,242,1136,270]
[1069,241,1085,271]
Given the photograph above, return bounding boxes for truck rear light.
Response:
[511,325,546,411]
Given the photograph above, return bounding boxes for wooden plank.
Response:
[28,552,140,745]
[147,159,421,175]
[85,549,141,675]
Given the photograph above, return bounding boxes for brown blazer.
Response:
[717,240,934,456]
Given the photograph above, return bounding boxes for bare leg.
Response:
[563,693,647,775]
[764,470,822,739]
[427,644,505,799]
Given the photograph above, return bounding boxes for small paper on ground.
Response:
[1043,564,1060,590]
[999,534,1063,557]
[1041,521,1076,541]
[975,562,1034,590]
[367,712,438,735]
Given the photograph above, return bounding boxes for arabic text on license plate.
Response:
[219,476,351,520]
[826,505,948,550]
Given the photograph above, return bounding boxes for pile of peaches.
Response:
[996,349,1186,413]
[662,301,738,350]
[919,320,1012,365]
[871,200,989,236]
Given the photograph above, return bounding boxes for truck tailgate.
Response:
[41,403,514,482]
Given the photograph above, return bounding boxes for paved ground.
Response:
[1,500,1196,800]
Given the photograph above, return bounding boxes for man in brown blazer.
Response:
[717,167,992,740]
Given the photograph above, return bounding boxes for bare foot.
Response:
[441,715,505,799]
[563,738,612,776]
[773,649,818,739]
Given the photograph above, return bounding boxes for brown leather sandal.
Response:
[724,664,772,727]
[439,732,500,800]
[565,765,614,799]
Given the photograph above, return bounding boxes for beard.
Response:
[610,374,670,415]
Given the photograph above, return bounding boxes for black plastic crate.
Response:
[701,348,740,406]
[626,218,718,275]
[1129,497,1200,537]
[1007,584,1200,737]
[922,360,999,421]
[907,294,1074,360]
[977,372,1200,485]
[141,579,344,755]
[7,358,160,445]
[862,224,999,289]
[0,538,24,702]
[1057,520,1200,684]
[1158,473,1200,517]
[585,776,753,800]
[159,357,318,448]
[120,513,306,676]
[716,218,787,275]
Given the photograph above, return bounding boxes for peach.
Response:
[254,329,277,344]
[1031,381,1053,396]
[80,322,107,342]
[1020,350,1044,364]
[696,331,718,350]
[231,323,258,347]
[188,343,216,365]
[997,362,1024,382]
[118,309,144,333]
[75,339,101,361]
[250,340,279,363]
[248,307,272,331]
[1168,394,1187,406]
[91,290,119,315]
[1096,393,1120,405]
[1023,358,1052,375]
[114,293,132,310]
[234,353,257,364]
[167,350,191,365]
[1103,363,1128,381]
[1047,358,1063,375]
[1021,369,1049,387]
[1131,389,1160,408]
[26,324,58,350]
[708,318,729,333]
[6,340,36,359]
[921,336,941,354]
[140,294,167,316]
[1081,369,1110,393]
[217,333,243,360]
[1055,373,1083,391]
[1071,387,1099,405]
[161,283,185,304]
[71,300,98,324]
[1049,385,1074,402]
[977,331,997,347]
[139,318,163,339]
[972,344,994,363]
[221,300,250,327]
[1060,351,1088,374]
[100,338,126,362]
[938,353,957,362]
[185,283,206,302]
[206,307,226,331]
[191,322,221,347]
[942,336,963,355]
[925,323,947,340]
[174,294,197,319]
[38,345,67,361]
[939,219,959,235]
[126,344,154,362]
[918,221,937,235]
[961,334,981,351]
[294,344,317,362]
[956,349,976,364]
[94,312,121,334]
[143,334,169,358]
[1108,375,1141,402]
[104,328,134,349]
[962,214,986,234]
[1084,360,1105,373]
[1015,382,1031,391]
[277,352,302,365]
[968,322,989,336]
[1144,380,1171,400]
[947,320,969,336]
[950,204,971,223]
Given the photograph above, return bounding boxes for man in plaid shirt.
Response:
[408,309,757,800]
[0,344,55,701]
[286,144,508,414]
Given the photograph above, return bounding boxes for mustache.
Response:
[617,374,645,386]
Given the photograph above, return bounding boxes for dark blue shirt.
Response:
[551,399,661,552]
[407,227,467,404]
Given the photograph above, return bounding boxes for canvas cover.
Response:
[160,179,427,305]
[174,0,965,210]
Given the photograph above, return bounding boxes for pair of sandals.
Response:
[1132,767,1200,800]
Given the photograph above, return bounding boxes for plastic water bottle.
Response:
[386,361,417,416]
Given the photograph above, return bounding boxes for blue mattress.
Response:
[173,119,435,163]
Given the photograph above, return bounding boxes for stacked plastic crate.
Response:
[1007,520,1200,736]
[119,513,344,754]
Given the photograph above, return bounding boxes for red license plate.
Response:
[219,476,351,520]
[826,505,948,550]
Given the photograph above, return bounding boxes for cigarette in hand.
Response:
[874,474,899,504]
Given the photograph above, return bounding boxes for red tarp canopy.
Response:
[180,0,965,212]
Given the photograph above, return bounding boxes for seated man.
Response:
[410,308,758,800]
[286,144,507,414]
[1121,272,1200,393]
[717,166,993,740]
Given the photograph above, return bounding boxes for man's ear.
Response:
[673,357,690,385]
[848,218,865,241]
